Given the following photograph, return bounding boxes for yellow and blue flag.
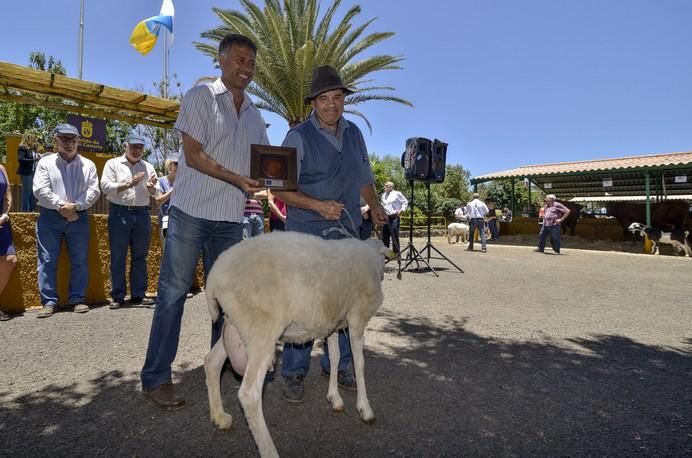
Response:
[129,0,175,55]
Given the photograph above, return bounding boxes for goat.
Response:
[203,231,392,457]
[627,222,691,256]
[447,222,469,244]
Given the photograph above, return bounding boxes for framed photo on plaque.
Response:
[250,144,298,191]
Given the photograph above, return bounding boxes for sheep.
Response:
[447,222,470,244]
[203,231,393,458]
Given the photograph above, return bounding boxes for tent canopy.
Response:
[0,61,178,129]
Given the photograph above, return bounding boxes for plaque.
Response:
[250,144,298,191]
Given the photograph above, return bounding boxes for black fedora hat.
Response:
[304,65,354,105]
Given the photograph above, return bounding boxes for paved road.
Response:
[1,239,690,457]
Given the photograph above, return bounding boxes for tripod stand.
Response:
[398,180,437,275]
[417,182,463,273]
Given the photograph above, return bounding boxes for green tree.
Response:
[0,52,67,159]
[483,179,543,214]
[195,0,412,129]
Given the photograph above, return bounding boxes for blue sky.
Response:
[2,0,692,177]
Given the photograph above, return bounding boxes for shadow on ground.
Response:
[1,312,690,457]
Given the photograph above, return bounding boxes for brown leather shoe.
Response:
[143,383,185,410]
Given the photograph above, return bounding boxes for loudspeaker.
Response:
[430,139,448,183]
[402,137,432,181]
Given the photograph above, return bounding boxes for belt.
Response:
[111,203,150,211]
[244,212,263,217]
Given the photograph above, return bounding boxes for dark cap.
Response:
[126,133,146,145]
[53,123,80,137]
[304,65,354,105]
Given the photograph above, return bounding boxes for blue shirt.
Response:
[281,114,374,236]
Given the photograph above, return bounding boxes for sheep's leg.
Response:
[204,338,233,430]
[238,341,278,458]
[348,330,375,424]
[223,321,247,375]
[325,332,344,412]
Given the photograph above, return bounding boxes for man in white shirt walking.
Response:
[100,133,158,309]
[381,181,408,254]
[33,123,101,318]
[465,192,489,253]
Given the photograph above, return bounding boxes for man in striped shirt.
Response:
[275,65,387,403]
[140,33,268,410]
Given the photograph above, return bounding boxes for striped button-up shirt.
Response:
[100,155,157,206]
[33,152,100,210]
[172,78,269,222]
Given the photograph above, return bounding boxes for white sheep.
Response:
[447,222,470,244]
[203,231,392,458]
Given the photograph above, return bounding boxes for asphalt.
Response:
[1,238,690,457]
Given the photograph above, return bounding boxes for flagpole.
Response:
[78,0,85,79]
[162,27,169,161]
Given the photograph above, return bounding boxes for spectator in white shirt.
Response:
[380,181,408,253]
[100,133,157,310]
[33,123,101,318]
[465,192,489,253]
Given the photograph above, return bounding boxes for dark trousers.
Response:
[538,225,561,253]
[382,215,401,253]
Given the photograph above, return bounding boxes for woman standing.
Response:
[153,153,179,245]
[16,133,41,212]
[0,165,18,320]
[267,189,286,231]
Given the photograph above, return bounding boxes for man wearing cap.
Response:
[465,192,489,253]
[140,33,267,410]
[32,123,101,318]
[100,134,158,309]
[273,65,387,402]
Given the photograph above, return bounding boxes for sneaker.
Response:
[321,368,357,392]
[0,310,10,321]
[282,375,305,403]
[130,297,156,307]
[533,249,544,253]
[37,305,55,318]
[481,248,487,253]
[109,300,124,310]
[186,292,194,299]
[466,247,473,252]
[73,304,90,313]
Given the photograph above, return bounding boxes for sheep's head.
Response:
[628,222,646,234]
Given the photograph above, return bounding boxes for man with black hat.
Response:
[33,123,101,318]
[274,65,387,402]
[100,133,158,310]
[140,33,268,410]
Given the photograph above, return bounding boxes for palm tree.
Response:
[194,0,412,129]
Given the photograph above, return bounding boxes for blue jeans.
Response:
[242,213,264,239]
[108,205,152,301]
[468,218,487,249]
[20,174,36,212]
[281,229,354,378]
[538,224,561,253]
[140,206,242,390]
[36,207,90,306]
[487,219,499,240]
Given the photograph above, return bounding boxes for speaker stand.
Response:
[399,181,439,276]
[418,182,464,274]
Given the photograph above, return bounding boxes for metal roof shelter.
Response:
[0,61,178,128]
[471,152,692,225]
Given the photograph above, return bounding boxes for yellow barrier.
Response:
[0,213,179,313]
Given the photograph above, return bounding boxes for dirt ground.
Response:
[1,237,690,457]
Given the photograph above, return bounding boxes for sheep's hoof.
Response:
[362,415,376,425]
[332,405,345,413]
[212,412,233,430]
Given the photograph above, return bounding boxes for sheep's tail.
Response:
[206,283,221,323]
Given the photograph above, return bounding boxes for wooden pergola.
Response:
[0,61,178,128]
